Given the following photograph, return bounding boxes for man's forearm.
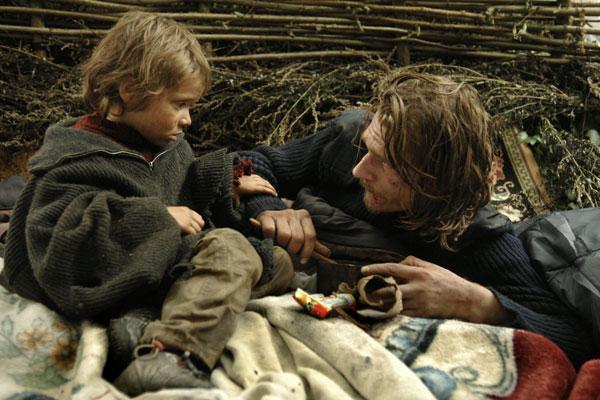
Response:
[467,284,513,325]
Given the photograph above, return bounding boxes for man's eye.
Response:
[372,152,391,167]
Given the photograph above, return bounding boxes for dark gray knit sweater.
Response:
[3,118,240,320]
[240,108,599,367]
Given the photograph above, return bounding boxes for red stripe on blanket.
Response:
[498,330,575,399]
[568,360,600,400]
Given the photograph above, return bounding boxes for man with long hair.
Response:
[242,72,598,367]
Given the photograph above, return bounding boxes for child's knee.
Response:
[201,228,262,278]
[205,227,247,245]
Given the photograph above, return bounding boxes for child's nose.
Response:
[180,109,192,126]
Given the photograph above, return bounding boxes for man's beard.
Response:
[360,180,385,213]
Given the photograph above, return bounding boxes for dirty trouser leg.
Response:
[141,228,262,369]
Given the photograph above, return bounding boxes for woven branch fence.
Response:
[2,0,600,63]
[1,0,600,209]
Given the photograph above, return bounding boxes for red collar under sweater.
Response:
[74,114,159,162]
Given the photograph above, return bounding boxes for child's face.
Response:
[120,76,204,147]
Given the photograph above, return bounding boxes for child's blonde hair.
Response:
[81,12,210,117]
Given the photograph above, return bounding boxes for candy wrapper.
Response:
[293,288,356,319]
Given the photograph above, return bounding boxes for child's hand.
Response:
[167,206,205,235]
[237,175,278,197]
[232,175,278,207]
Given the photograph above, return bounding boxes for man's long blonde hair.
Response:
[375,71,493,250]
[81,12,211,117]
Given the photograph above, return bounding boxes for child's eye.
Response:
[175,102,187,109]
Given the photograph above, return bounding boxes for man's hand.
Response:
[167,206,205,235]
[256,209,330,264]
[361,256,511,324]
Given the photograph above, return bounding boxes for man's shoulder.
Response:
[318,108,372,160]
[329,108,372,136]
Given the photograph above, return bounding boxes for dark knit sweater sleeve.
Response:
[239,132,335,220]
[187,148,243,229]
[25,186,182,319]
[460,233,597,367]
[2,151,192,320]
[240,108,370,219]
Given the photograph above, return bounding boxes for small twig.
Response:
[208,50,385,63]
[0,44,70,71]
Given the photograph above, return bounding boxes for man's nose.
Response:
[352,154,369,180]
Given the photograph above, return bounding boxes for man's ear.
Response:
[118,79,136,104]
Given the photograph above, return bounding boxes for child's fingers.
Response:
[167,206,205,234]
[238,175,278,196]
[254,176,277,192]
[191,211,205,229]
[259,182,278,196]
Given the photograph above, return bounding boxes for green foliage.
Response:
[586,129,600,146]
[1,42,600,212]
[517,131,542,146]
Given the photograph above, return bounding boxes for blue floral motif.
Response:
[6,392,57,400]
[413,367,456,400]
[384,317,441,365]
[378,317,518,398]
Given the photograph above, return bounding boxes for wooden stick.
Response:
[47,0,144,12]
[249,218,338,265]
[0,6,120,22]
[208,49,386,62]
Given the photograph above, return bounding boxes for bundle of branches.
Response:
[0,44,84,150]
[2,0,600,63]
[3,34,597,207]
[189,60,384,151]
[536,117,600,209]
[189,59,600,209]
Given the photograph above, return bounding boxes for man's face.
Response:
[352,115,413,213]
[118,76,204,147]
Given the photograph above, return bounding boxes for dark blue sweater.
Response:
[241,109,598,367]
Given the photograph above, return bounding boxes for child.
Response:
[1,12,293,395]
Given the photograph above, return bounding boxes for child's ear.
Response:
[118,79,136,104]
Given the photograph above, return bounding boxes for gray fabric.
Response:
[0,175,26,209]
[2,118,240,320]
[292,187,408,259]
[519,208,600,346]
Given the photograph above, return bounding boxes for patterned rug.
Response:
[490,127,554,222]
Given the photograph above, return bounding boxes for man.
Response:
[241,71,598,367]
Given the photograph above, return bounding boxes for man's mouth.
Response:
[360,181,378,198]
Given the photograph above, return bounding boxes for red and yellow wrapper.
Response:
[293,288,356,319]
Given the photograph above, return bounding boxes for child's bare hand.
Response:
[167,206,205,235]
[237,175,278,197]
[232,175,278,208]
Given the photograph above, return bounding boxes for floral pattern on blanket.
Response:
[0,254,579,399]
[371,315,576,399]
[0,280,81,399]
[371,316,517,399]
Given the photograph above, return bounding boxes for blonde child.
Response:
[2,12,293,395]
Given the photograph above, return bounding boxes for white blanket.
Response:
[1,257,577,399]
[0,257,434,399]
